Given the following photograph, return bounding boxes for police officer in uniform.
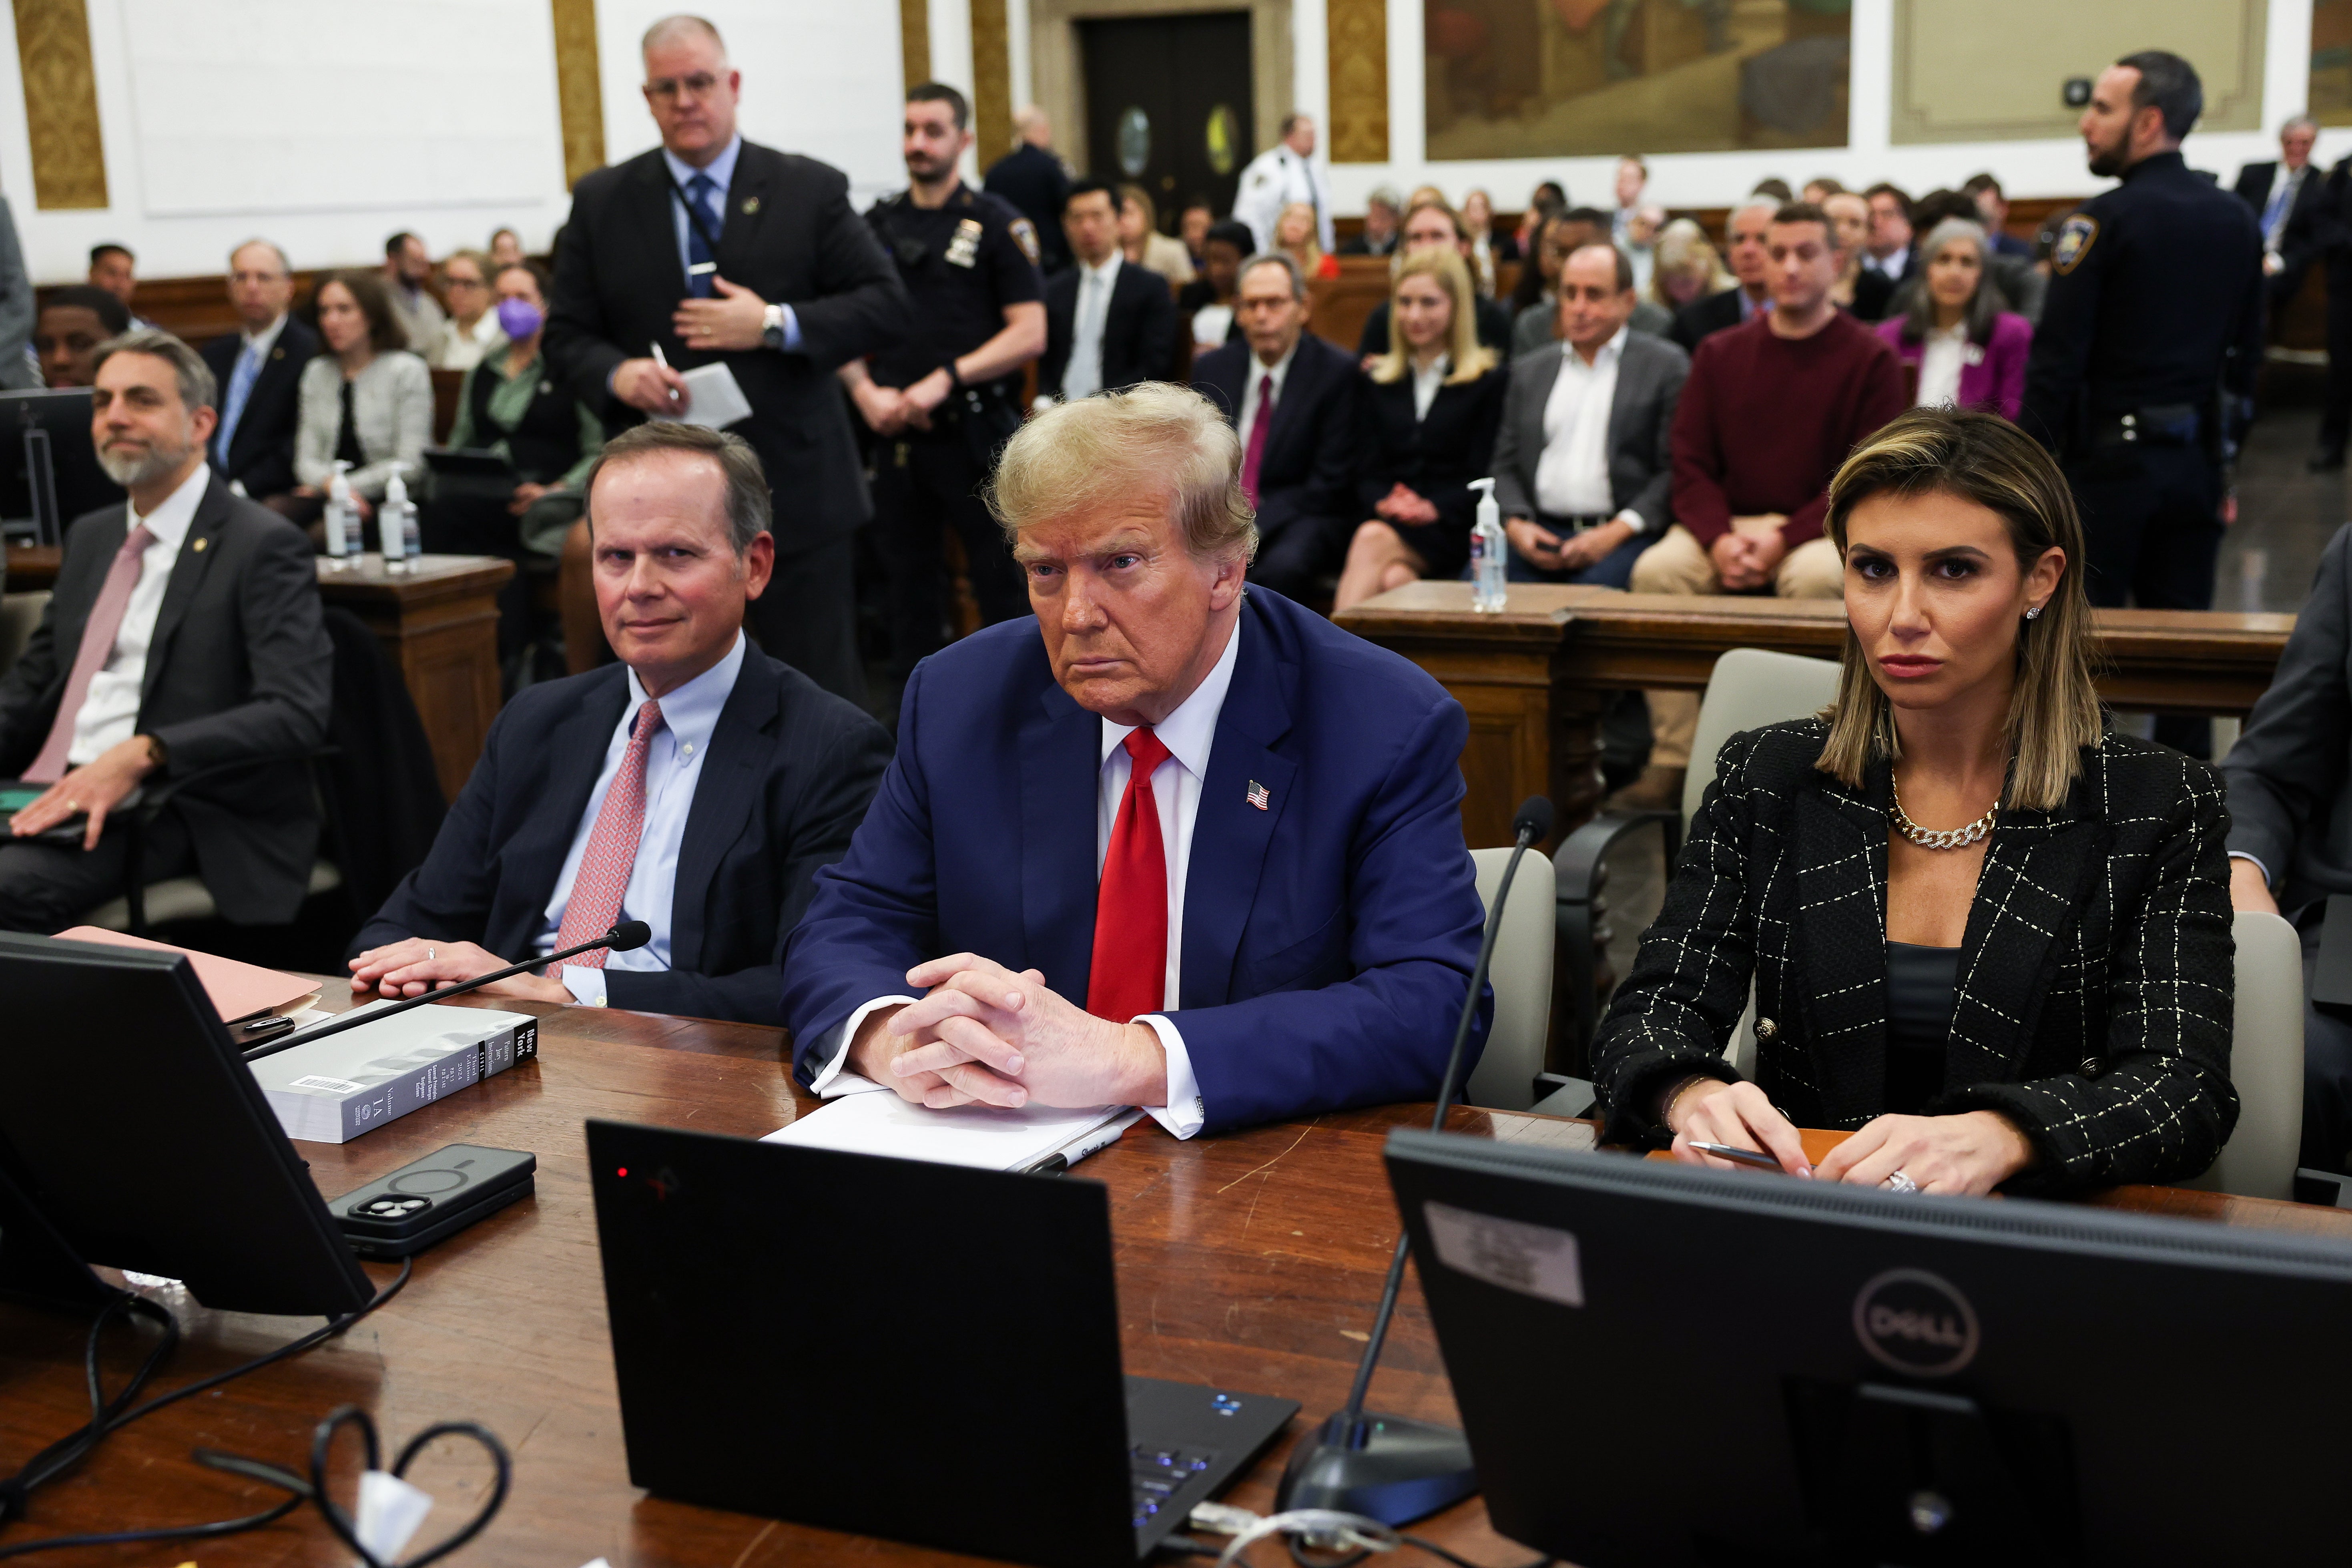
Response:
[2018,50,2263,758]
[841,82,1046,677]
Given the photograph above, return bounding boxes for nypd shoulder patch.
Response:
[2051,214,2099,275]
[1008,217,1041,267]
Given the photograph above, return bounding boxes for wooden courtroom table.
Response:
[1337,581,2298,850]
[6,546,511,804]
[2,990,2345,1566]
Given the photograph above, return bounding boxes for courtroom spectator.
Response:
[1751,177,1794,202]
[1460,187,1505,293]
[0,330,330,931]
[35,287,130,389]
[292,271,432,521]
[0,195,34,390]
[1861,182,1915,285]
[1273,201,1338,281]
[1618,201,1905,811]
[201,239,320,510]
[1647,219,1732,315]
[1597,408,2236,1196]
[984,104,1074,275]
[1176,219,1253,357]
[1337,187,1403,256]
[353,421,890,1024]
[1117,184,1196,285]
[1670,197,1774,352]
[1622,203,1664,297]
[87,244,153,328]
[1509,212,1668,355]
[782,383,1487,1134]
[1611,155,1647,246]
[1875,219,2032,421]
[1801,175,1844,205]
[2223,521,2352,1172]
[428,249,503,371]
[1824,191,1896,319]
[1515,180,1567,255]
[1361,200,1515,357]
[1041,180,1178,400]
[2236,116,2330,314]
[1488,243,1686,589]
[1189,253,1362,598]
[1899,188,2045,325]
[546,14,908,703]
[489,227,528,271]
[1508,209,1587,350]
[1331,249,1505,610]
[381,231,448,353]
[1963,173,2033,259]
[1178,197,1214,269]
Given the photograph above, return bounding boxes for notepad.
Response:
[763,1088,1143,1172]
[674,362,753,430]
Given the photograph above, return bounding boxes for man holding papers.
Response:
[545,12,907,703]
[782,384,1487,1135]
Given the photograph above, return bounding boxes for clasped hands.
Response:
[847,954,1169,1111]
[852,368,954,438]
[1708,513,1790,592]
[1666,1078,2037,1197]
[1507,515,1632,573]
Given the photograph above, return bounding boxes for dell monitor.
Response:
[0,387,123,544]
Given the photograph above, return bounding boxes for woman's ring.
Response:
[427,947,436,962]
[1882,1170,1920,1195]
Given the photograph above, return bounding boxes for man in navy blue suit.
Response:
[781,383,1485,1135]
[350,421,890,1024]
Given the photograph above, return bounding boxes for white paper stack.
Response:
[764,1083,1142,1172]
[248,1002,539,1143]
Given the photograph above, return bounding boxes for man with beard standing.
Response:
[2019,48,2263,759]
[0,329,330,930]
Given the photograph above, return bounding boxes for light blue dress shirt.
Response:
[661,135,799,350]
[534,633,748,1005]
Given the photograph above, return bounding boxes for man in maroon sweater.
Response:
[1615,201,1907,810]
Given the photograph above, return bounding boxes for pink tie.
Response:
[22,523,155,784]
[1241,373,1275,506]
[552,698,664,970]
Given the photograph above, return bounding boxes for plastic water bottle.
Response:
[379,464,418,574]
[1468,476,1507,613]
[322,461,356,565]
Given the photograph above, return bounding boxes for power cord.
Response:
[1174,1504,1551,1568]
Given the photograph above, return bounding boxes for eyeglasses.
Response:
[646,72,722,104]
[445,276,488,292]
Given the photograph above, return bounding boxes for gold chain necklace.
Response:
[1888,773,1997,851]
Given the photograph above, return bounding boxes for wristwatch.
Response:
[761,303,785,350]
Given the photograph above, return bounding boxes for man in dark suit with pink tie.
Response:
[781,384,1487,1135]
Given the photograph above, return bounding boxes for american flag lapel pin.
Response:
[1246,780,1270,811]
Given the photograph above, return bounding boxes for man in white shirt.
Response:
[782,383,1487,1134]
[201,239,321,504]
[1491,243,1689,588]
[0,329,331,930]
[1232,114,1335,255]
[1862,183,1915,283]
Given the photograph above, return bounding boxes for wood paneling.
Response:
[900,0,931,89]
[10,0,106,210]
[549,0,607,190]
[971,0,1014,167]
[1326,0,1389,163]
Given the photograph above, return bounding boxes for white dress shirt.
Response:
[1915,322,1967,410]
[1410,353,1450,420]
[1533,328,1643,530]
[1061,253,1122,400]
[430,312,504,372]
[660,135,801,351]
[66,463,208,767]
[1232,145,1334,254]
[1238,341,1298,442]
[532,633,747,1006]
[807,616,1248,1140]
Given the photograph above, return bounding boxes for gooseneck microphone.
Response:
[1277,797,1553,1525]
[242,922,654,1063]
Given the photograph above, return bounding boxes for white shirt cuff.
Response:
[777,303,803,351]
[1138,1014,1205,1139]
[1613,508,1646,536]
[808,994,919,1095]
[2227,849,2274,889]
[560,965,607,1007]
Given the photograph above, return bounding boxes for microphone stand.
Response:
[1276,799,1553,1525]
[243,924,645,1063]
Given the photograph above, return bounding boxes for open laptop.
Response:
[587,1120,1298,1568]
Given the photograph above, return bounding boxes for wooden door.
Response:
[1078,12,1254,229]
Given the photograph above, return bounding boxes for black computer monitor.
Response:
[0,387,123,544]
[0,932,375,1317]
[1384,1128,2352,1566]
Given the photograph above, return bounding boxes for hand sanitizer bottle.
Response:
[323,461,355,564]
[380,464,417,574]
[1468,476,1507,613]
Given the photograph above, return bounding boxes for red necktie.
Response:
[1088,727,1173,1023]
[1240,373,1275,506]
[552,699,664,970]
[22,523,156,784]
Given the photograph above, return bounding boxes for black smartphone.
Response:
[328,1144,536,1259]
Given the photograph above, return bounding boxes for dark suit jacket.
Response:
[545,141,908,554]
[1670,287,1755,352]
[982,143,1073,274]
[356,649,891,1024]
[780,588,1489,1132]
[1039,259,1178,396]
[1593,720,2238,1194]
[1489,331,1689,529]
[201,317,319,499]
[2236,161,2334,271]
[1357,295,1514,357]
[1355,364,1506,538]
[0,474,329,922]
[2224,521,2352,911]
[1190,335,1362,548]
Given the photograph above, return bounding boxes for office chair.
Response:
[1464,845,1557,1111]
[2181,909,2303,1201]
[0,589,48,678]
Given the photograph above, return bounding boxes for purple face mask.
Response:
[496,296,543,341]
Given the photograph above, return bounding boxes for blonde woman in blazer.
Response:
[292,270,433,519]
[1592,409,2236,1197]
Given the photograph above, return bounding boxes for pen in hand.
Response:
[1689,1140,1810,1175]
[650,341,682,404]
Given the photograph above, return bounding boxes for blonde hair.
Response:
[1816,408,2104,813]
[1369,249,1495,386]
[987,383,1258,564]
[1649,217,1733,308]
[1275,201,1325,270]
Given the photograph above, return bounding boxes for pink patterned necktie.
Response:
[1241,372,1275,506]
[552,698,665,970]
[22,523,156,784]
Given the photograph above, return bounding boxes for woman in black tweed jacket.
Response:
[1592,410,2237,1196]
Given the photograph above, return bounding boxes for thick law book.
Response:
[247,1002,540,1144]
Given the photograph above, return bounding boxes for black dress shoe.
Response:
[2310,445,2347,472]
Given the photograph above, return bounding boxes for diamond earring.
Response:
[2024,604,2043,621]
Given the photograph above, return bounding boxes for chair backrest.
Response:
[1681,648,1844,828]
[2186,910,2305,1200]
[0,590,49,678]
[1464,847,1557,1111]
